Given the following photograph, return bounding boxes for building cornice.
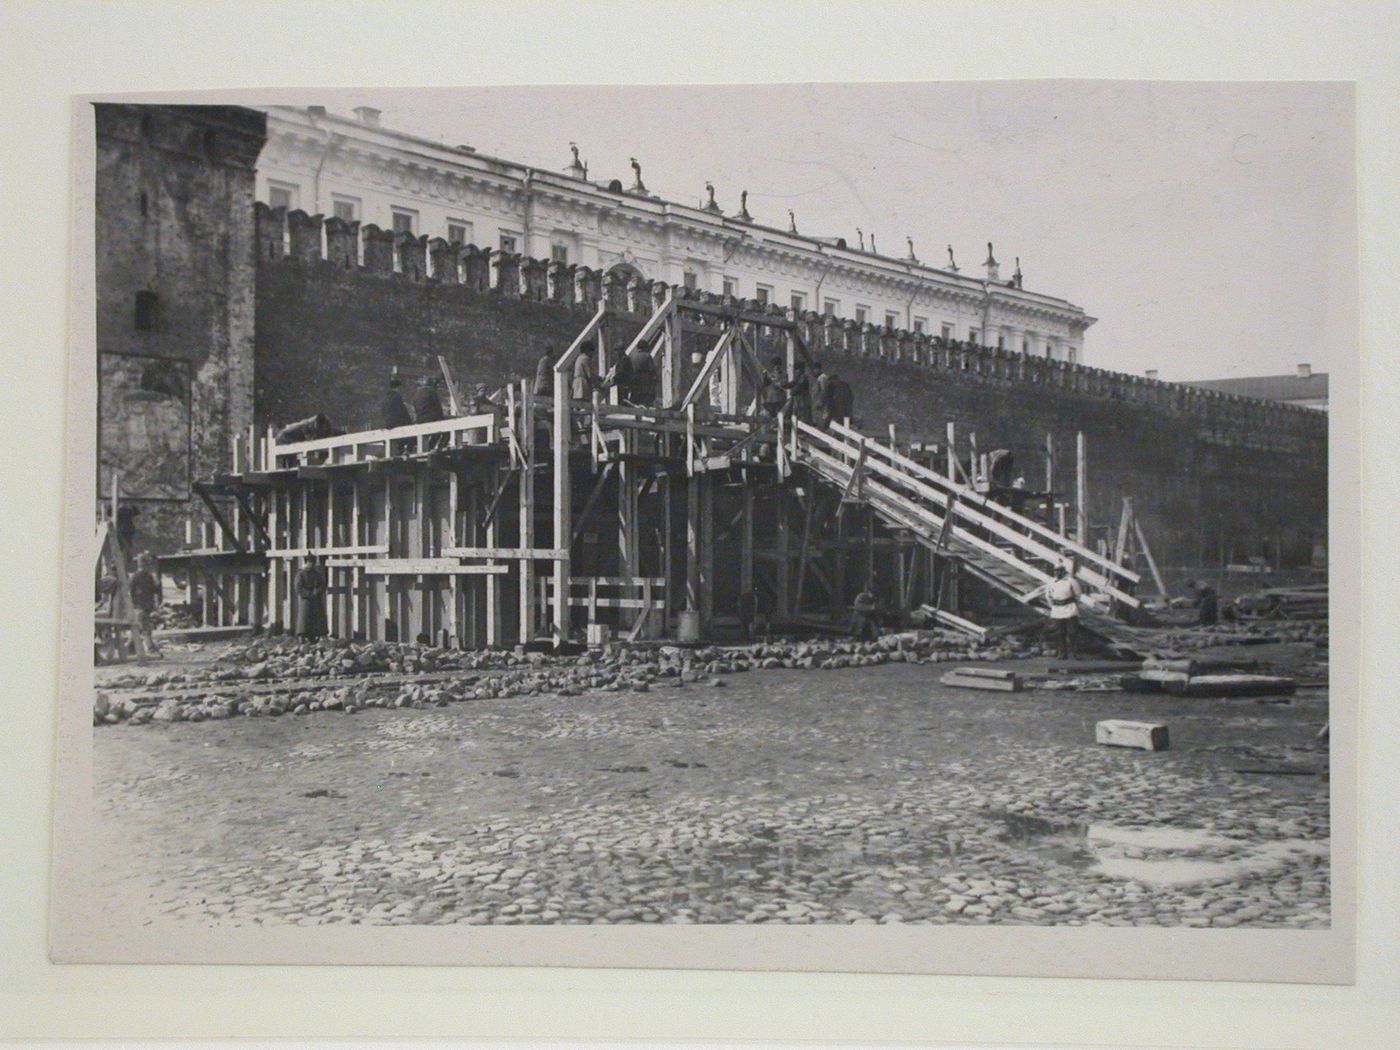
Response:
[261,106,1094,330]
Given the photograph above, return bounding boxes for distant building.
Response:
[254,105,1096,362]
[1182,364,1328,411]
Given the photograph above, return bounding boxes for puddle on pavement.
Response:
[986,810,1327,887]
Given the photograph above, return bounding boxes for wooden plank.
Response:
[442,546,567,560]
[1096,720,1169,751]
[338,559,510,575]
[940,670,1021,692]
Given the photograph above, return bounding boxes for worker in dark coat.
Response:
[412,376,445,425]
[825,374,854,427]
[759,357,787,418]
[294,556,328,639]
[379,376,412,430]
[275,414,343,444]
[128,552,162,654]
[781,360,813,423]
[1194,580,1220,626]
[851,587,880,642]
[413,375,447,450]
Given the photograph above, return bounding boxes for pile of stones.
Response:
[94,629,1034,727]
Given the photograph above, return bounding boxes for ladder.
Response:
[788,417,1142,618]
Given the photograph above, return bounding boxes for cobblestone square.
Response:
[93,649,1329,928]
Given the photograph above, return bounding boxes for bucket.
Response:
[677,609,701,642]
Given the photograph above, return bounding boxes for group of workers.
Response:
[758,358,855,428]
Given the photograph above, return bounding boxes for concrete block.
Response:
[1096,719,1169,751]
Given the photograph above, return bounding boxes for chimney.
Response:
[1146,369,1159,381]
[306,105,327,118]
[1297,362,1312,378]
[353,106,381,127]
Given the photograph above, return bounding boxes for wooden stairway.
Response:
[789,418,1143,628]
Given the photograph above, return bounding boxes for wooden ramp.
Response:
[789,417,1144,638]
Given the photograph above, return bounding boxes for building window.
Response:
[1068,347,1079,364]
[498,232,519,254]
[997,333,1006,349]
[331,195,360,222]
[913,317,927,334]
[267,180,298,211]
[790,292,806,313]
[1045,340,1056,358]
[855,305,869,325]
[884,311,899,329]
[823,298,840,317]
[941,323,953,340]
[683,270,698,290]
[1022,337,1031,354]
[391,208,417,235]
[969,327,980,344]
[722,277,738,298]
[551,243,569,264]
[447,220,473,245]
[756,284,773,305]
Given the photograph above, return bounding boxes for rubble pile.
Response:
[94,629,1043,727]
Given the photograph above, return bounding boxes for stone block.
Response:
[1095,720,1169,751]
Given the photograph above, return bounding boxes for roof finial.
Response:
[984,241,999,280]
[1012,256,1023,288]
[946,244,958,272]
[788,209,798,233]
[857,228,865,251]
[629,157,646,193]
[906,236,918,262]
[738,189,751,221]
[870,232,877,254]
[704,181,722,213]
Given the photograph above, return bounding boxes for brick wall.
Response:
[95,104,266,552]
[254,211,1327,570]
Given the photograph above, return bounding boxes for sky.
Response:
[322,81,1354,381]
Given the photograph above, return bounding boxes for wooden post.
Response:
[700,474,714,631]
[686,472,701,612]
[519,380,535,644]
[1075,430,1088,547]
[740,481,754,597]
[946,421,956,480]
[553,358,571,645]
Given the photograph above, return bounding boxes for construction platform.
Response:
[157,294,1146,650]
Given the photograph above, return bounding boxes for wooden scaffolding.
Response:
[160,296,1142,647]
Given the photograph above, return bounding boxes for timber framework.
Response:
[160,295,1146,648]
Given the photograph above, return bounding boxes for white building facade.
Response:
[255,105,1095,362]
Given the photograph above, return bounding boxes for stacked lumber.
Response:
[1119,656,1296,698]
[1231,585,1327,621]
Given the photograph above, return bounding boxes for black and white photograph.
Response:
[51,77,1356,983]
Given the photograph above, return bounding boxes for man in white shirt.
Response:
[1045,560,1082,660]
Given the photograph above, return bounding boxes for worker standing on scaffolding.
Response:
[782,359,813,423]
[413,374,447,450]
[760,356,786,418]
[533,349,555,397]
[572,342,598,401]
[379,375,412,430]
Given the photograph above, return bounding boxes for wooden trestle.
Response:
[162,296,1139,646]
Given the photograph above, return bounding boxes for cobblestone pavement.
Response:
[92,660,1330,928]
